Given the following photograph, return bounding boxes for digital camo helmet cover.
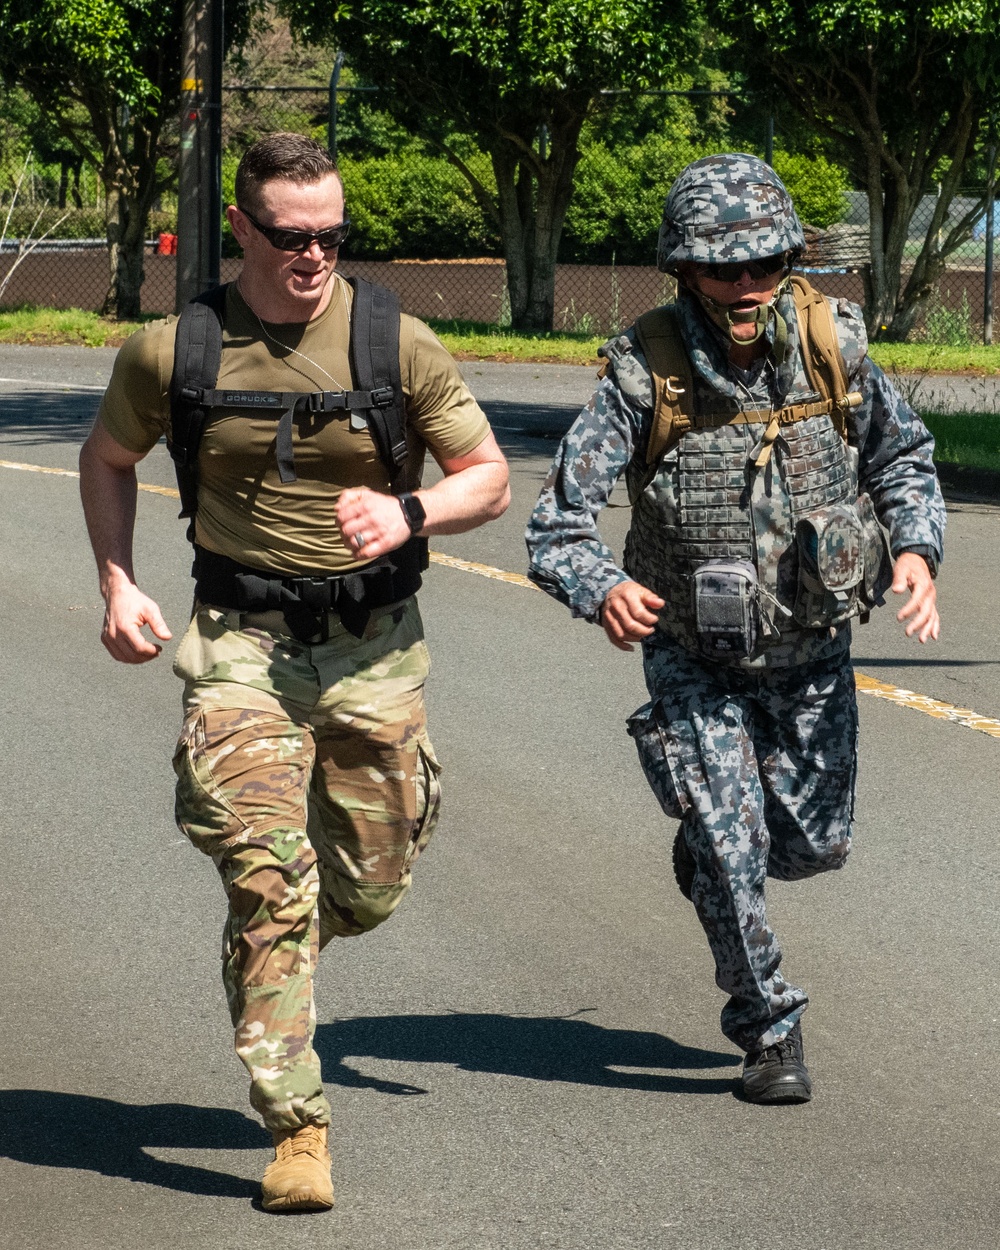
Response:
[656,153,806,273]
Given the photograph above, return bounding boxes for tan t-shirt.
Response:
[98,281,491,573]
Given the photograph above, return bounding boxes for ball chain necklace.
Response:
[239,270,351,391]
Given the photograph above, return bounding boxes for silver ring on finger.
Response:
[355,531,367,549]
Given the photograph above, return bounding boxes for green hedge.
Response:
[341,151,498,260]
[0,206,178,241]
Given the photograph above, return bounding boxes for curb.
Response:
[935,461,1000,503]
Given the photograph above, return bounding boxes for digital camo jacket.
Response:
[525,285,946,669]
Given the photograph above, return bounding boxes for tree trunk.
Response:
[863,165,912,341]
[491,120,583,332]
[100,120,161,320]
[102,183,147,319]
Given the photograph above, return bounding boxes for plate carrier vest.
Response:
[611,275,891,654]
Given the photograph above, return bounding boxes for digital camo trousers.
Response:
[628,634,857,1052]
[172,597,441,1131]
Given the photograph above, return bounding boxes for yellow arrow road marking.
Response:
[3,456,995,741]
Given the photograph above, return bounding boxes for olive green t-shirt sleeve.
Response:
[402,316,491,461]
[97,317,178,454]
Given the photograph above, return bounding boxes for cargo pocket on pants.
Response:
[626,701,692,819]
[173,711,254,857]
[403,735,442,872]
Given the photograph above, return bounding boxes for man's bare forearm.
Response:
[417,461,510,535]
[79,437,141,596]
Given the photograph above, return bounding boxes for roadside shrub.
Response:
[924,289,974,347]
[0,206,178,241]
[340,150,498,259]
[561,134,705,264]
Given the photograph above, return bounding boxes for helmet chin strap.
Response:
[692,272,793,359]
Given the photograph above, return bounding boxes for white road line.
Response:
[0,377,107,392]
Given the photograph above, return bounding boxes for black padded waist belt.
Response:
[192,540,426,642]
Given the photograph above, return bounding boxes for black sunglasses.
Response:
[696,253,789,283]
[239,207,351,252]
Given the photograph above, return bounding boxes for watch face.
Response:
[400,492,426,533]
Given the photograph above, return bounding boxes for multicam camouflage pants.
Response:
[628,634,857,1053]
[172,597,441,1131]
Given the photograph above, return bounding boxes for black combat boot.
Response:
[740,1022,812,1104]
[672,826,695,901]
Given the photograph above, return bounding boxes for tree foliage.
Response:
[281,0,703,329]
[712,0,1000,339]
[0,0,258,317]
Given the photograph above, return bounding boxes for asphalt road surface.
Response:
[1,346,999,1250]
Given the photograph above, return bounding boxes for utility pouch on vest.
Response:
[793,503,864,628]
[857,491,894,611]
[692,559,761,659]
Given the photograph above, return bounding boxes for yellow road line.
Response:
[426,550,538,589]
[0,458,182,499]
[4,455,998,741]
[853,672,1000,739]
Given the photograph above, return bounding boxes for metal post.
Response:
[984,124,997,346]
[329,50,345,160]
[176,0,222,309]
[206,0,224,289]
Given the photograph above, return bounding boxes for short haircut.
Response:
[235,132,342,214]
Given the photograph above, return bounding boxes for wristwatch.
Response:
[397,491,426,535]
[899,545,939,579]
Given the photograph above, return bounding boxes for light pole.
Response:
[176,0,224,310]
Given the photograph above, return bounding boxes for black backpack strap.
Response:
[347,275,408,493]
[169,284,229,525]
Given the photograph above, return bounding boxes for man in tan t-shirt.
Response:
[79,132,510,1214]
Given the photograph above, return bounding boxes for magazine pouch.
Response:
[793,502,864,628]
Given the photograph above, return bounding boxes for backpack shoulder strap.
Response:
[169,283,228,522]
[347,275,408,494]
[633,304,694,466]
[790,274,860,442]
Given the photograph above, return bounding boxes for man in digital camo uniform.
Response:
[80,133,510,1210]
[526,154,944,1103]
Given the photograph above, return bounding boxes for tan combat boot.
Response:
[260,1123,335,1213]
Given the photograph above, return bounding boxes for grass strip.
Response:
[428,318,603,364]
[2,307,1000,377]
[869,343,1000,376]
[919,411,1000,473]
[0,306,146,347]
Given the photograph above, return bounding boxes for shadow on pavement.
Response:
[0,1090,267,1195]
[482,398,578,444]
[0,390,100,445]
[315,1011,739,1096]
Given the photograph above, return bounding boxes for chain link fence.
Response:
[1,80,997,343]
